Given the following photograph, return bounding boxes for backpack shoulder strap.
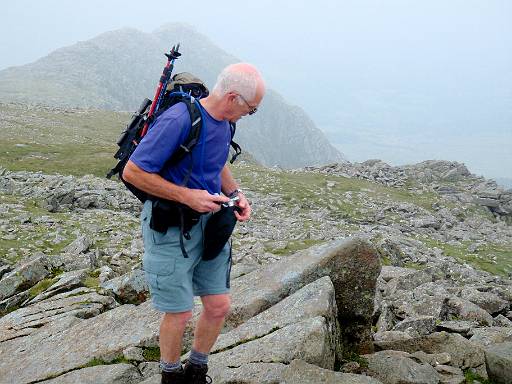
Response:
[167,96,203,166]
[229,122,242,164]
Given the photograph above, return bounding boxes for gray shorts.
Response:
[141,200,231,313]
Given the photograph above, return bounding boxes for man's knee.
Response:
[162,310,193,328]
[202,295,231,319]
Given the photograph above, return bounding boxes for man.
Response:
[123,63,265,384]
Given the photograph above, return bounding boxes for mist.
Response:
[2,0,511,180]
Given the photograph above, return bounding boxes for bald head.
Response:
[212,63,265,102]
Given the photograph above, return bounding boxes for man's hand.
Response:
[234,192,251,221]
[182,189,230,213]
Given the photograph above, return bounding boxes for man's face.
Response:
[228,92,262,122]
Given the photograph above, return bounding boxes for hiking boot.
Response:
[183,361,212,383]
[161,367,185,384]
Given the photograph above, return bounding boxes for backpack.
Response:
[106,72,242,202]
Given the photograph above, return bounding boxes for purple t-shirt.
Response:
[130,101,231,194]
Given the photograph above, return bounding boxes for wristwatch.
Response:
[227,188,242,198]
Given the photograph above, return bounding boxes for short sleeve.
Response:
[129,104,190,173]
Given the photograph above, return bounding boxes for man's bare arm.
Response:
[123,160,228,213]
[220,164,251,221]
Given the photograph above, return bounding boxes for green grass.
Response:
[142,347,161,362]
[464,369,496,384]
[264,239,323,256]
[420,237,512,277]
[27,277,58,300]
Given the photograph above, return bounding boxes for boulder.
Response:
[25,269,88,304]
[374,332,487,376]
[280,359,383,384]
[228,237,381,353]
[364,350,440,384]
[444,296,493,326]
[485,341,512,384]
[460,287,509,315]
[62,234,91,254]
[40,363,142,383]
[384,270,432,296]
[212,276,340,358]
[101,269,149,304]
[0,254,53,301]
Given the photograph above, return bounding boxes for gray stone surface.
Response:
[40,363,142,383]
[208,362,287,384]
[210,317,335,370]
[392,316,436,335]
[280,359,383,384]
[374,332,486,375]
[485,342,512,384]
[365,350,441,384]
[385,270,432,296]
[444,296,494,326]
[469,327,512,347]
[410,351,451,366]
[0,301,161,384]
[373,331,412,343]
[379,266,417,282]
[436,320,477,335]
[228,238,381,353]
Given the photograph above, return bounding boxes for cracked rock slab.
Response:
[40,363,142,384]
[0,289,116,339]
[212,276,340,357]
[210,316,336,371]
[228,237,381,353]
[280,359,383,383]
[0,301,161,384]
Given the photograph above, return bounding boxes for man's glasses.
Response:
[237,94,258,115]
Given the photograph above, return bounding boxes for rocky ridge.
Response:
[0,160,511,383]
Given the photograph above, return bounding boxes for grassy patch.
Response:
[341,350,369,369]
[142,347,161,362]
[27,277,58,299]
[464,369,496,384]
[265,239,323,256]
[419,237,512,277]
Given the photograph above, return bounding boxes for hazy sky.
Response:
[2,0,511,180]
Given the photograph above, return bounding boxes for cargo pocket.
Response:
[143,256,176,291]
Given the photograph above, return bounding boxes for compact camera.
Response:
[222,195,240,208]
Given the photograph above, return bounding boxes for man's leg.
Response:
[160,311,193,362]
[192,293,231,353]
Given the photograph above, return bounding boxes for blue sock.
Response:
[160,359,182,372]
[189,349,208,366]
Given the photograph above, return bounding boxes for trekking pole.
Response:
[141,44,181,136]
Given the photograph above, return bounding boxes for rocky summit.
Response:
[0,158,511,384]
